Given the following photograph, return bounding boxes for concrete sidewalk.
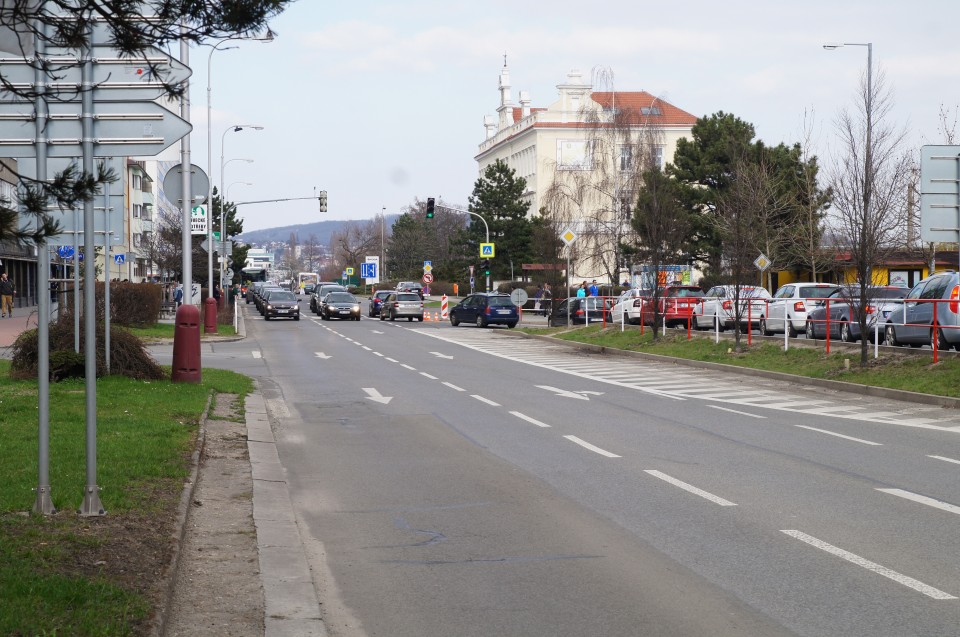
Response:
[0,306,38,349]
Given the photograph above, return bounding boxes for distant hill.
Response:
[238,216,400,246]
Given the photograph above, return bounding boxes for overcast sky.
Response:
[182,0,960,232]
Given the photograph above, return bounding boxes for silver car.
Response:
[379,292,424,321]
[884,271,960,350]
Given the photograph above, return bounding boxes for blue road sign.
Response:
[114,254,125,265]
[58,245,75,259]
[361,262,377,278]
[481,244,494,256]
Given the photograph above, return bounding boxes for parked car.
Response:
[884,271,960,350]
[548,296,613,327]
[368,290,393,317]
[320,291,361,321]
[396,281,425,298]
[311,284,346,314]
[694,285,771,331]
[610,288,653,325]
[643,285,704,328]
[449,293,519,328]
[759,282,840,337]
[379,292,424,321]
[805,285,908,342]
[262,290,300,321]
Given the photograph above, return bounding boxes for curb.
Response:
[516,331,960,411]
[150,391,212,637]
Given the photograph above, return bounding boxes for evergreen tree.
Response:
[466,160,533,282]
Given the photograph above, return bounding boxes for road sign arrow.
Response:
[536,385,598,400]
[315,352,332,359]
[362,387,392,404]
[430,351,453,359]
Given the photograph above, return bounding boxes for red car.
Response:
[641,286,705,328]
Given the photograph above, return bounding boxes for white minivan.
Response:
[759,282,840,337]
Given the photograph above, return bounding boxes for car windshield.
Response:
[270,292,296,302]
[798,286,839,298]
[665,288,704,298]
[327,293,355,303]
[487,296,514,307]
[375,291,392,299]
[397,293,420,301]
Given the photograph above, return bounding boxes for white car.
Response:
[760,282,840,337]
[694,285,772,331]
[610,288,652,325]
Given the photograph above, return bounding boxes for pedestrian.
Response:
[0,272,14,318]
[589,279,599,297]
[542,283,552,316]
[533,284,543,314]
[213,282,221,302]
[576,282,587,298]
[174,284,183,307]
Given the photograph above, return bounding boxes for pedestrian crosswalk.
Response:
[416,329,960,432]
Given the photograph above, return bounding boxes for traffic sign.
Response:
[57,245,75,259]
[480,243,495,258]
[162,163,210,205]
[560,228,577,246]
[0,46,192,102]
[423,260,432,272]
[191,205,207,236]
[753,253,771,272]
[422,272,434,284]
[114,254,125,265]
[360,262,377,279]
[346,267,355,276]
[510,288,528,306]
[0,100,191,158]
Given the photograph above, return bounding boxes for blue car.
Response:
[449,293,519,328]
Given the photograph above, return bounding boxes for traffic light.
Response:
[426,197,435,219]
[482,259,490,276]
[318,190,328,212]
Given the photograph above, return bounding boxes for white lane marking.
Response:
[794,425,882,446]
[385,357,398,363]
[430,351,454,359]
[644,470,736,506]
[510,411,551,428]
[362,346,372,351]
[708,405,766,419]
[781,530,957,600]
[373,352,384,357]
[471,394,501,406]
[419,372,438,380]
[565,435,621,458]
[536,385,589,400]
[442,382,465,391]
[877,488,960,516]
[252,351,262,359]
[314,352,331,359]
[401,364,416,371]
[371,330,384,334]
[928,455,960,466]
[362,387,392,405]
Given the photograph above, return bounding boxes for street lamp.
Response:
[227,181,253,201]
[206,30,274,298]
[220,124,264,288]
[824,42,873,287]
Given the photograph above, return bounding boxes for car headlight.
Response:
[353,305,360,312]
[266,304,272,309]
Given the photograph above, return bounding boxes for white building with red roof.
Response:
[476,64,698,282]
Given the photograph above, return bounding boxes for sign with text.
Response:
[191,205,207,235]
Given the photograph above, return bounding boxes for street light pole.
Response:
[220,125,263,287]
[381,205,385,281]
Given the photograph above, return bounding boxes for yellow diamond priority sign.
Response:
[754,254,771,271]
[560,227,577,246]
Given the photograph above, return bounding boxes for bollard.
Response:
[203,297,219,334]
[171,304,202,384]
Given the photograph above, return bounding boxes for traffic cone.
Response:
[424,313,431,321]
[434,311,439,321]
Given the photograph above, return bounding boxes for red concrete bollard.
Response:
[171,304,202,384]
[203,297,219,334]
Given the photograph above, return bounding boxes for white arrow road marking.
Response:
[362,388,393,404]
[536,385,603,400]
[371,330,384,334]
[252,351,262,359]
[315,352,331,359]
[430,351,454,359]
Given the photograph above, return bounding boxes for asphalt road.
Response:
[153,300,960,636]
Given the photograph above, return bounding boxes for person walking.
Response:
[174,284,184,307]
[542,283,552,316]
[576,282,587,298]
[589,280,599,297]
[0,273,14,318]
[533,284,543,315]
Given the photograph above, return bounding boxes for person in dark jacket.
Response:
[0,273,15,318]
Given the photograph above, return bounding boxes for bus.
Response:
[296,272,319,295]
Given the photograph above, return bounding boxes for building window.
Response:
[133,233,142,248]
[133,203,142,218]
[640,106,662,116]
[557,140,592,171]
[618,145,632,171]
[131,174,142,190]
[619,193,634,220]
[653,146,664,169]
[142,204,152,221]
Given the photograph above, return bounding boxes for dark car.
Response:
[320,292,361,321]
[368,290,393,317]
[449,293,519,328]
[311,284,346,314]
[256,285,284,313]
[805,285,908,343]
[396,281,425,298]
[262,290,300,321]
[884,271,960,350]
[548,296,613,327]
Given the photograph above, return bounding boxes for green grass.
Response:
[126,320,238,340]
[519,325,960,399]
[0,360,253,635]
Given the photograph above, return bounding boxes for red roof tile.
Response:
[590,92,697,126]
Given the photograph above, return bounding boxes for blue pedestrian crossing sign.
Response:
[480,243,495,258]
[114,254,125,265]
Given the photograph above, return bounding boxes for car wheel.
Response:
[806,321,815,340]
[932,328,949,351]
[295,315,300,321]
[840,322,855,343]
[450,315,460,327]
[408,316,413,322]
[787,317,798,338]
[507,321,517,328]
[390,312,396,321]
[477,314,488,328]
[264,315,270,321]
[379,312,385,321]
[759,317,773,336]
[885,324,900,346]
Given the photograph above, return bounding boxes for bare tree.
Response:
[829,67,912,365]
[302,234,322,273]
[329,219,381,280]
